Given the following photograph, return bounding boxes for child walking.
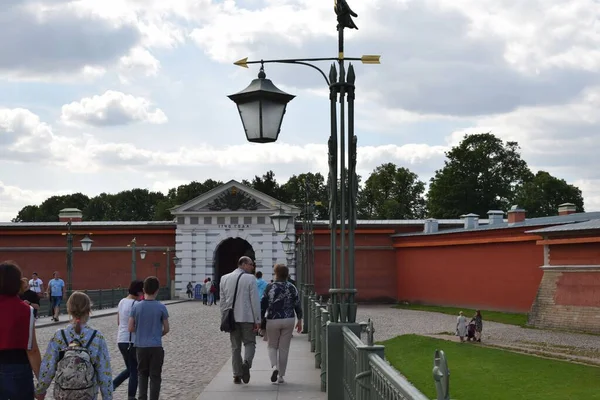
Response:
[129,276,170,400]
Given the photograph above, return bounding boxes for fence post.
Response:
[320,308,329,392]
[356,320,384,400]
[111,289,115,308]
[433,350,451,400]
[315,303,322,368]
[99,289,103,310]
[307,292,313,342]
[310,297,317,353]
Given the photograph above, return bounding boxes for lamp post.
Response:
[128,238,147,281]
[163,247,174,296]
[230,1,378,325]
[64,221,94,294]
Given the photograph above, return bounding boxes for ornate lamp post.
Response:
[128,238,147,281]
[64,221,93,294]
[270,206,292,233]
[229,0,377,326]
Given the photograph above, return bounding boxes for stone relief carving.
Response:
[206,186,260,211]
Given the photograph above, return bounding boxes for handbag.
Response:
[220,272,244,333]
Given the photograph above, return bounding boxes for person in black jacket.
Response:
[19,278,40,318]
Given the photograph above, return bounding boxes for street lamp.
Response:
[281,234,294,253]
[270,206,292,233]
[64,221,94,293]
[228,66,295,143]
[230,1,378,325]
[128,238,147,281]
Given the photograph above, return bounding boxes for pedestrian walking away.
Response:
[129,276,170,400]
[0,261,42,400]
[35,291,113,399]
[219,256,261,384]
[113,280,144,400]
[261,264,303,384]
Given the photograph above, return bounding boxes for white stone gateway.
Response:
[170,180,299,298]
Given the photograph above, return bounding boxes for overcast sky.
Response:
[1,0,599,221]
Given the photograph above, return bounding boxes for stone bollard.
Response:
[433,349,450,400]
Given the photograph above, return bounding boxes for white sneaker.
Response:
[277,376,285,384]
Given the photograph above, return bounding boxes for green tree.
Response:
[427,133,533,218]
[153,179,223,220]
[358,163,426,219]
[246,171,284,200]
[83,193,115,221]
[281,173,328,220]
[110,189,165,221]
[12,205,41,222]
[514,171,584,217]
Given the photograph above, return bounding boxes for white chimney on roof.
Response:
[423,218,439,234]
[460,213,479,229]
[487,210,504,225]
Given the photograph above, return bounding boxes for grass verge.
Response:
[381,335,600,400]
[393,303,528,327]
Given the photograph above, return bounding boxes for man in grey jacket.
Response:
[220,256,261,384]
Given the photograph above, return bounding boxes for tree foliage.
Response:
[358,163,426,219]
[514,171,585,218]
[427,133,534,218]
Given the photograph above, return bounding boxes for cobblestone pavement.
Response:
[356,305,600,351]
[35,301,231,400]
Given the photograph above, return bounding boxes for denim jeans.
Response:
[113,342,138,399]
[0,363,34,400]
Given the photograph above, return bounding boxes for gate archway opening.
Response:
[213,237,255,284]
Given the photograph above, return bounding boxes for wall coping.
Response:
[540,264,600,271]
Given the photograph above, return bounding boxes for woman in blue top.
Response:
[260,264,302,384]
[35,291,113,399]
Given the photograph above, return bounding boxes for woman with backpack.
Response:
[35,291,113,399]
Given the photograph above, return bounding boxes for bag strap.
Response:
[61,329,69,345]
[231,272,245,309]
[85,330,98,349]
[129,299,137,344]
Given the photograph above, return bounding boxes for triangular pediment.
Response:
[170,180,299,215]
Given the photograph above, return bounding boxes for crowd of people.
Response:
[1,260,169,400]
[5,255,490,398]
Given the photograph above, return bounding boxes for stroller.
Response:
[466,321,476,341]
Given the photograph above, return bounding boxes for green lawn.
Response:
[381,335,600,400]
[394,303,528,327]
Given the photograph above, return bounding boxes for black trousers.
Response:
[136,347,165,400]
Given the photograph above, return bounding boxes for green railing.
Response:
[305,293,451,400]
[38,287,171,317]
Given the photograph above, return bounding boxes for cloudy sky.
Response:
[1,0,599,221]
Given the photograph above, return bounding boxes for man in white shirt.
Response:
[219,256,261,384]
[28,272,44,297]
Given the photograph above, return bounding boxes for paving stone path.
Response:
[35,301,230,400]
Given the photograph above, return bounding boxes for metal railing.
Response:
[304,293,451,400]
[38,287,171,317]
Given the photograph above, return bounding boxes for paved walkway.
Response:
[196,334,326,400]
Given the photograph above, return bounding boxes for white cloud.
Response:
[0,0,141,80]
[0,180,72,222]
[60,90,168,127]
[118,47,161,83]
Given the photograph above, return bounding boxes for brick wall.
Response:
[528,267,600,334]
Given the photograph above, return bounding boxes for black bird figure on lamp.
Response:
[334,0,358,30]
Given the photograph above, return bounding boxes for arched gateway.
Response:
[169,180,299,298]
[213,237,255,283]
